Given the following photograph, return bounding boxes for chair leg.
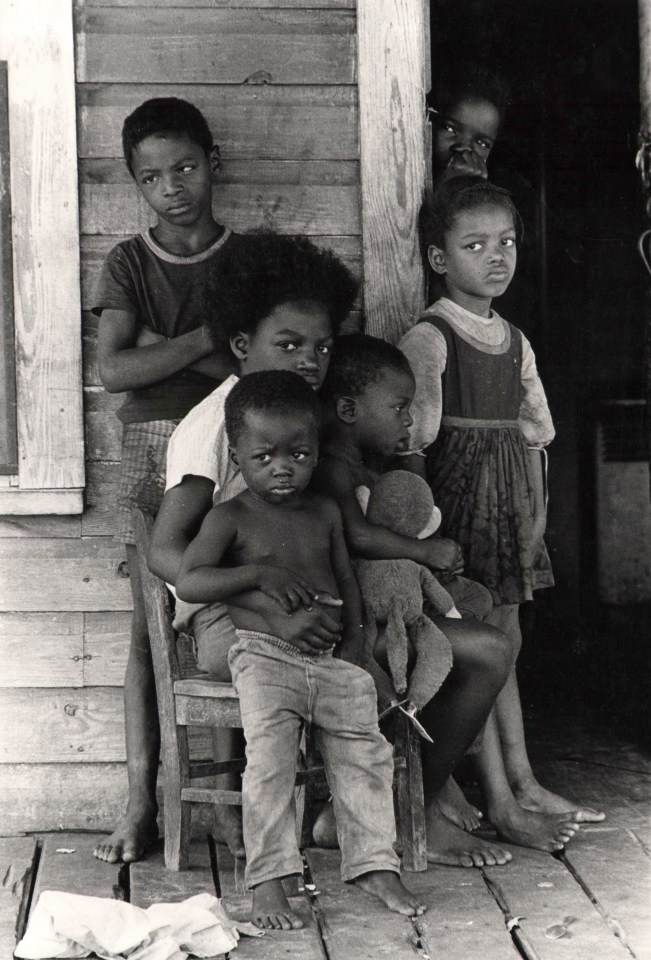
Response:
[394,712,427,872]
[164,794,192,871]
[160,722,193,871]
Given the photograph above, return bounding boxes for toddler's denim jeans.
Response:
[228,631,400,890]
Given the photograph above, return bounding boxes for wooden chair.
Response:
[132,507,427,873]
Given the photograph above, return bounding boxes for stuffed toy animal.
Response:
[355,471,460,726]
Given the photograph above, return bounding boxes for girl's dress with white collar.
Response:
[399,297,555,606]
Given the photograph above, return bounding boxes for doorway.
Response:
[429,0,650,729]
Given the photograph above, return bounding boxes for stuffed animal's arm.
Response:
[420,567,461,617]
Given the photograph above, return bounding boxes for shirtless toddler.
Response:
[176,370,426,929]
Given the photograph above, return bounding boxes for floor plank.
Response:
[130,837,218,909]
[214,843,324,959]
[403,863,518,960]
[305,848,424,959]
[31,833,124,902]
[562,827,651,960]
[0,836,38,957]
[483,844,631,960]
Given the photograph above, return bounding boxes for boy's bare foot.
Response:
[489,800,580,852]
[251,878,304,930]
[93,812,158,863]
[425,808,511,867]
[353,871,426,916]
[434,777,483,832]
[312,801,339,848]
[213,805,246,859]
[512,780,605,823]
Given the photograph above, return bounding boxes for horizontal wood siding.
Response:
[0,0,359,832]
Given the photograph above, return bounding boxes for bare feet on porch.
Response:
[213,805,246,859]
[353,871,427,916]
[434,776,483,832]
[251,878,304,930]
[425,808,512,867]
[489,798,580,852]
[93,808,159,863]
[512,778,605,823]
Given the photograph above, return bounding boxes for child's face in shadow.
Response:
[131,132,213,228]
[429,203,517,314]
[231,301,333,390]
[352,368,415,458]
[432,97,501,179]
[232,410,319,505]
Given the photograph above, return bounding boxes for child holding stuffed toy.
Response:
[176,370,426,928]
[399,176,601,851]
[313,334,516,868]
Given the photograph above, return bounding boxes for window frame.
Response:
[0,0,84,514]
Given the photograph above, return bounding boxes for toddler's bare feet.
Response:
[434,777,483,832]
[251,878,304,930]
[213,805,246,859]
[312,801,339,848]
[425,808,511,867]
[93,809,158,863]
[489,799,580,852]
[353,871,426,916]
[512,780,605,823]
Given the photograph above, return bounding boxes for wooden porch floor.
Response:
[3,719,650,960]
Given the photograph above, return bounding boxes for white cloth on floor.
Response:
[14,890,252,959]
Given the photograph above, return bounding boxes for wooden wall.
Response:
[0,0,361,834]
[0,0,430,833]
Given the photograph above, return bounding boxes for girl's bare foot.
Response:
[312,801,339,848]
[251,878,304,930]
[434,777,483,831]
[93,811,158,863]
[425,808,511,867]
[512,780,605,823]
[489,799,580,852]
[213,805,246,859]
[353,871,426,916]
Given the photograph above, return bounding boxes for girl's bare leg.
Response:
[94,545,160,863]
[417,618,514,866]
[486,604,604,823]
[474,711,581,851]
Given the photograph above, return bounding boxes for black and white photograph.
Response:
[0,1,649,957]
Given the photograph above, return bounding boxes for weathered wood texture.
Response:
[31,833,123,901]
[0,0,84,499]
[0,62,17,475]
[0,837,38,956]
[356,0,430,342]
[78,84,358,160]
[0,764,129,833]
[75,9,356,85]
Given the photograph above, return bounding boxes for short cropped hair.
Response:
[421,175,523,250]
[427,61,510,128]
[122,97,214,176]
[200,232,358,349]
[225,370,321,446]
[321,334,413,403]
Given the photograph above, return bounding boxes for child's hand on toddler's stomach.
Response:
[277,604,343,654]
[257,565,322,613]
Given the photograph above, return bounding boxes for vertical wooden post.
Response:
[356,0,431,343]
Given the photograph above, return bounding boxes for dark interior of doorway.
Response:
[429,0,650,739]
